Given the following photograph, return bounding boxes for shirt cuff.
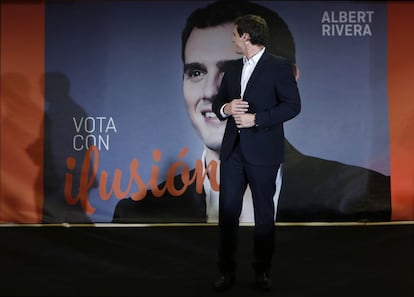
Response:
[220,104,229,118]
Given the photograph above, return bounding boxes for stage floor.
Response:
[1,223,413,297]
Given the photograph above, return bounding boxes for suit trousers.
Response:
[218,139,279,274]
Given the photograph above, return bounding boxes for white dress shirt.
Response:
[220,47,265,117]
[240,47,265,98]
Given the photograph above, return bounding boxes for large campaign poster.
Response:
[1,1,413,224]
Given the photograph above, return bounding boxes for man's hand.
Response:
[224,99,249,116]
[234,113,256,128]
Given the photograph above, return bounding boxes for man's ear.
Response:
[242,32,250,42]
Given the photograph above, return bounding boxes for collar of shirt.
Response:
[243,47,265,66]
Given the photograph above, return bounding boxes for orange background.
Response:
[0,1,44,223]
[388,2,414,220]
[0,1,413,223]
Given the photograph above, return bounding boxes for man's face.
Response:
[183,23,240,152]
[232,25,246,55]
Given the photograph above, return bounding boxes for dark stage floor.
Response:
[1,223,413,297]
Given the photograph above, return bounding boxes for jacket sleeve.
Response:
[256,58,301,128]
[212,61,239,121]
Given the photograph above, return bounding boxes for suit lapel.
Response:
[236,59,244,97]
[243,51,268,98]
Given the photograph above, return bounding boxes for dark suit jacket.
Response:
[211,52,301,165]
[112,140,391,223]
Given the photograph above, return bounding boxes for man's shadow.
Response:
[40,72,96,223]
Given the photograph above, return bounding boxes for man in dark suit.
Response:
[112,0,391,224]
[210,14,300,290]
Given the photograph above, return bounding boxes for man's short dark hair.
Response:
[235,14,269,47]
